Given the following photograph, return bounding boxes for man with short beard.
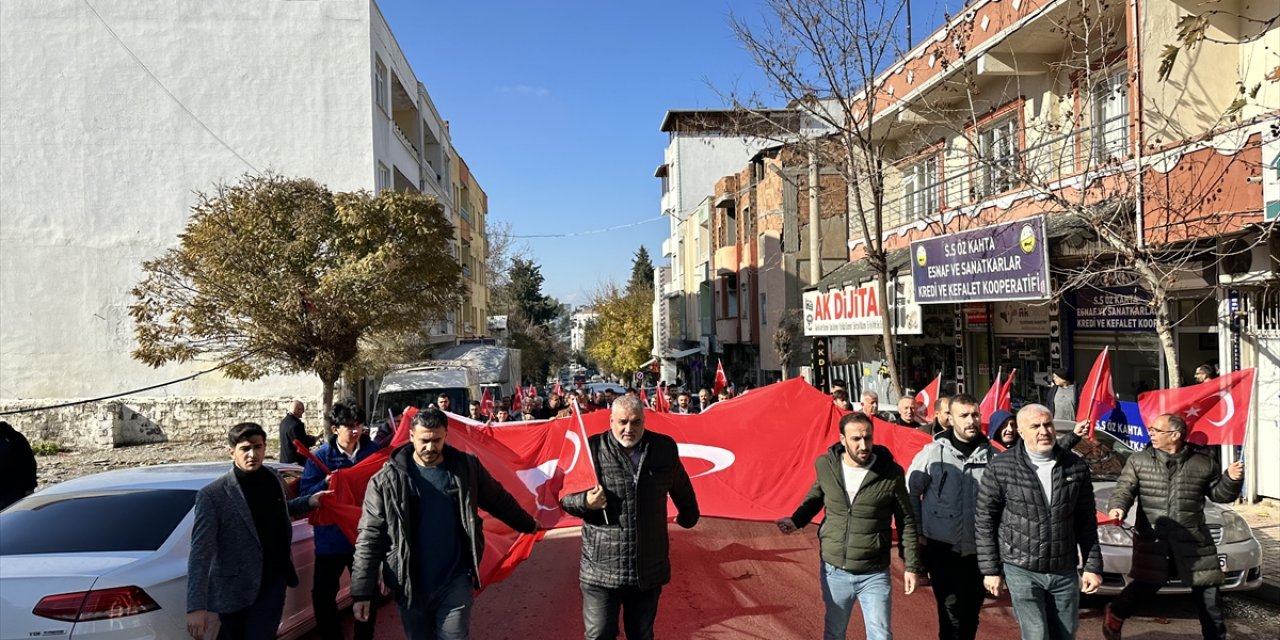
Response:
[777,413,921,639]
[976,404,1102,640]
[907,393,995,640]
[560,395,699,640]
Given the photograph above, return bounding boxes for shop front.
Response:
[802,275,921,400]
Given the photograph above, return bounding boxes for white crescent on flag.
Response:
[678,443,736,478]
[1205,391,1235,428]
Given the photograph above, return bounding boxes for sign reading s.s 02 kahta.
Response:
[911,216,1051,304]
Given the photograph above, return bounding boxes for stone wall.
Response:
[0,397,306,449]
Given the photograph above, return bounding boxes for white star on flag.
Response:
[1185,405,1202,418]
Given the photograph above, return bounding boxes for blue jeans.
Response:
[1002,563,1079,640]
[398,573,474,640]
[820,562,892,640]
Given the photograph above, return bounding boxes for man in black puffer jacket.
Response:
[561,394,699,640]
[1103,413,1244,640]
[976,404,1102,640]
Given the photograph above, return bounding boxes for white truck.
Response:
[370,361,481,422]
[430,344,522,403]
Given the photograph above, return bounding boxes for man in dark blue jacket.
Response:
[300,404,384,640]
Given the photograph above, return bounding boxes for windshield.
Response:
[0,489,196,555]
[1063,428,1135,481]
[373,388,469,420]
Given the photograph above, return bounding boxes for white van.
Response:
[371,362,480,421]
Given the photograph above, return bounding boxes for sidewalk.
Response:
[1234,498,1279,604]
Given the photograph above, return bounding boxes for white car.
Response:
[0,462,345,639]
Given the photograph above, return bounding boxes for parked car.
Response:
[0,462,344,639]
[1059,423,1263,595]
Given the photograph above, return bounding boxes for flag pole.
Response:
[1084,347,1109,439]
[571,398,607,525]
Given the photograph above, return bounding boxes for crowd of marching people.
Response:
[169,357,1251,640]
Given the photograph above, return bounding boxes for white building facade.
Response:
[0,0,458,404]
[653,111,773,384]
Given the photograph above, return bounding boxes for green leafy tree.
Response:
[584,282,653,378]
[628,245,655,292]
[129,174,463,413]
[507,258,559,326]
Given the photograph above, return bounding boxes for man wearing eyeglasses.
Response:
[300,403,386,640]
[1102,413,1243,640]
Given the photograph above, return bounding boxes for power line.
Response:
[81,0,260,174]
[512,216,665,238]
[0,358,245,416]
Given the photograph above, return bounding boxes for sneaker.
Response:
[1102,603,1124,640]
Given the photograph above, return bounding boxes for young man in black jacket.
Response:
[350,408,537,639]
[777,412,922,640]
[560,395,700,640]
[975,404,1102,640]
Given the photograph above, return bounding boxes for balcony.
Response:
[880,114,1131,230]
[662,237,674,258]
[714,245,740,276]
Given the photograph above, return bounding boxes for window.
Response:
[760,292,767,325]
[0,490,196,554]
[377,162,390,193]
[978,116,1019,197]
[1091,69,1129,162]
[374,56,388,113]
[722,274,738,318]
[903,154,940,218]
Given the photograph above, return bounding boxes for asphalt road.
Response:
[310,518,1280,639]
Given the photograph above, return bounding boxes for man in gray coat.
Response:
[907,393,994,640]
[1103,413,1244,640]
[187,422,326,640]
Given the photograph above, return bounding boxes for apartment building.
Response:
[0,0,483,405]
[790,0,1276,494]
[652,111,777,387]
[451,153,490,342]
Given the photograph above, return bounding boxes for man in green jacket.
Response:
[777,412,922,640]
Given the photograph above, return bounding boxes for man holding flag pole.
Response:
[560,394,700,640]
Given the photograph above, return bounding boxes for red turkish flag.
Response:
[980,369,1004,426]
[528,384,538,398]
[1138,368,1256,445]
[511,384,524,413]
[552,380,563,397]
[654,383,669,412]
[639,387,649,406]
[915,373,942,422]
[480,388,495,419]
[712,360,728,396]
[1077,348,1117,438]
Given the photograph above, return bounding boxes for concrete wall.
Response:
[0,0,381,401]
[1,396,309,449]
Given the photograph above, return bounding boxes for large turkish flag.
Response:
[1137,368,1256,445]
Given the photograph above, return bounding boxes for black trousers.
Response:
[1111,579,1226,640]
[922,539,984,640]
[218,576,288,640]
[580,582,663,640]
[313,553,377,640]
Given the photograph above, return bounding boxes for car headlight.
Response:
[1097,524,1132,546]
[1219,509,1253,544]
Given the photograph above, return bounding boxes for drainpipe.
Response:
[809,149,821,284]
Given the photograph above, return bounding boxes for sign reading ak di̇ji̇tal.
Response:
[910,216,1051,304]
[802,280,922,337]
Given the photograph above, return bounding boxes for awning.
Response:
[640,357,658,368]
[812,248,911,292]
[664,346,703,360]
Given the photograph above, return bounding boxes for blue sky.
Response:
[376,0,955,306]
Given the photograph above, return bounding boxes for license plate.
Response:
[1218,555,1228,570]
